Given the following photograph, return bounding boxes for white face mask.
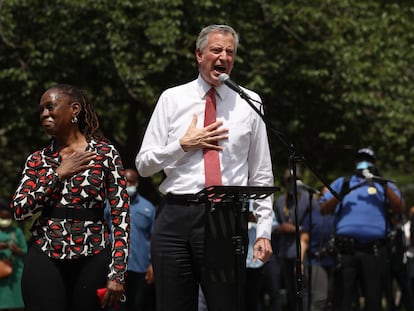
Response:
[0,218,12,229]
[126,186,137,197]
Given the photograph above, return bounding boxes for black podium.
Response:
[196,186,279,311]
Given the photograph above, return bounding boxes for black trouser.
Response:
[335,246,388,311]
[280,257,301,311]
[246,266,265,311]
[151,196,247,311]
[125,271,156,311]
[261,256,282,311]
[246,259,282,311]
[21,243,110,311]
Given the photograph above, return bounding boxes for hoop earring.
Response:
[71,116,78,124]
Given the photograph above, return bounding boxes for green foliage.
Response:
[1,0,413,204]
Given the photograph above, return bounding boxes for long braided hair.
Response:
[49,84,107,142]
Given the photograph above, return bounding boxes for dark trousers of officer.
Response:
[151,196,247,311]
[335,245,388,311]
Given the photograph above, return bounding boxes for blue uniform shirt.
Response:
[320,175,402,244]
[105,194,156,273]
[301,205,335,266]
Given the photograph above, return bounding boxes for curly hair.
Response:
[48,84,107,142]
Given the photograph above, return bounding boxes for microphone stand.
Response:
[233,90,341,311]
[303,187,318,311]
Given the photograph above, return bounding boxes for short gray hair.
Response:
[196,24,239,54]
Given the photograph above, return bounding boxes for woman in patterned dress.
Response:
[11,84,129,311]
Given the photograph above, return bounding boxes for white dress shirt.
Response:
[136,75,275,239]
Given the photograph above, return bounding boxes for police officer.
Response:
[320,148,405,311]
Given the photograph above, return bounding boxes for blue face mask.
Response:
[356,161,374,170]
[126,186,137,197]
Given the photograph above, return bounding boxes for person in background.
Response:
[245,200,279,311]
[320,147,405,311]
[274,169,313,311]
[11,84,129,311]
[259,230,282,311]
[136,24,274,311]
[198,203,279,311]
[0,199,27,311]
[300,187,337,311]
[105,168,156,311]
[405,206,414,304]
[386,212,413,311]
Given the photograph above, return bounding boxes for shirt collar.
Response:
[197,74,229,101]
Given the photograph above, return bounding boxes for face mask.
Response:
[0,218,12,229]
[126,186,137,197]
[356,161,374,170]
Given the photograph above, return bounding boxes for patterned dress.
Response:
[11,139,129,283]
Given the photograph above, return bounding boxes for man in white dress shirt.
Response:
[136,24,275,311]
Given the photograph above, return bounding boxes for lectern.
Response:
[197,185,279,311]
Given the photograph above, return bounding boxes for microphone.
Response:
[218,73,250,99]
[361,169,375,188]
[296,180,320,195]
[361,169,394,184]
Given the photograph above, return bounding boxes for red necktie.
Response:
[203,88,222,187]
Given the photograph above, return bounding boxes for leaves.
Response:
[0,0,414,200]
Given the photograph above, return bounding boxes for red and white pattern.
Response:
[11,139,129,283]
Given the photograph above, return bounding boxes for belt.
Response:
[335,236,386,255]
[165,193,204,204]
[354,239,386,251]
[42,207,104,221]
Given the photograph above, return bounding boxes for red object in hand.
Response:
[97,288,106,304]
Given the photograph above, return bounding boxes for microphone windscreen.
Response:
[218,73,229,84]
